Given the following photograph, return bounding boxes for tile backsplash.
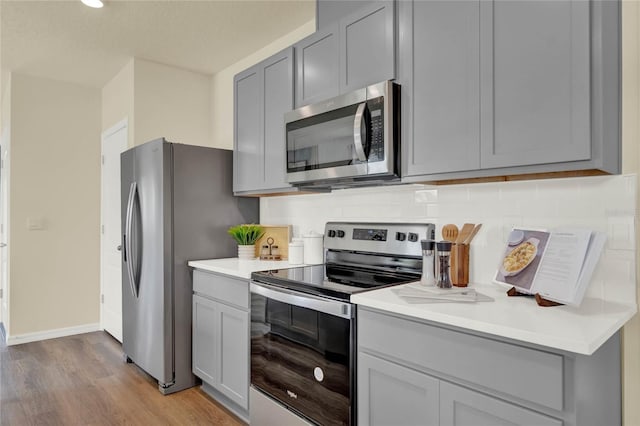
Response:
[260,174,638,305]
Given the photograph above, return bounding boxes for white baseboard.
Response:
[6,323,101,346]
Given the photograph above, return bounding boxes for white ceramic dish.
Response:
[499,237,539,277]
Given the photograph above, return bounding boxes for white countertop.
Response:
[189,258,637,355]
[188,258,304,280]
[351,282,637,355]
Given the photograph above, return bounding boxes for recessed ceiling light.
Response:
[81,0,104,8]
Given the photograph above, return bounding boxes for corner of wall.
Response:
[621,1,640,425]
[210,19,316,150]
[102,59,135,147]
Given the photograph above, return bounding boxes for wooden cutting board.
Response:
[254,225,293,260]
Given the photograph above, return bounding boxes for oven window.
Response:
[251,292,351,426]
[286,103,362,172]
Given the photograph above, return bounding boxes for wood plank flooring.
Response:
[0,331,244,426]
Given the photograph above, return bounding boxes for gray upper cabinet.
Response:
[234,68,261,193]
[340,1,395,93]
[295,1,396,108]
[480,0,590,169]
[401,0,620,182]
[294,24,340,108]
[263,50,295,190]
[234,47,295,195]
[399,0,481,176]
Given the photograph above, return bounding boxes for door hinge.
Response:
[0,288,3,299]
[101,294,104,304]
[101,224,105,234]
[101,155,105,165]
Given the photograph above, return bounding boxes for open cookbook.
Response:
[494,228,607,306]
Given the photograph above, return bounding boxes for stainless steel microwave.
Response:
[285,80,400,189]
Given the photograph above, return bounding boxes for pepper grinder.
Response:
[420,240,436,286]
[436,240,452,289]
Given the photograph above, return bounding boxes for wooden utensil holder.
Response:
[451,243,469,287]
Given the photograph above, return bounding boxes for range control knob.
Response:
[327,230,336,238]
[408,233,419,242]
[336,230,345,238]
[395,232,406,241]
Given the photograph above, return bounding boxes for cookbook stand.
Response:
[506,287,564,307]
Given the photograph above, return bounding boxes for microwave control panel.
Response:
[367,99,385,162]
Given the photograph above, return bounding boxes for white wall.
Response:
[9,73,101,338]
[133,58,211,147]
[210,19,315,149]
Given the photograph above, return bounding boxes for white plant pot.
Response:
[237,244,255,260]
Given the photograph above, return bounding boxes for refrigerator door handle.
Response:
[125,181,139,298]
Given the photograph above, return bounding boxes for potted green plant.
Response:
[227,224,265,260]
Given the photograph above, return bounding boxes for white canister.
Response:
[303,231,324,264]
[288,238,304,265]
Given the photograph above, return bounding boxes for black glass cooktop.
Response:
[251,263,420,302]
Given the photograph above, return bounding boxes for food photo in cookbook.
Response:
[495,229,550,291]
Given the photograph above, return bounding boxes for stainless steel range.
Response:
[249,222,435,426]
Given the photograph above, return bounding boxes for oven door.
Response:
[250,281,354,426]
[285,80,396,185]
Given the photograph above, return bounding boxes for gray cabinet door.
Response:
[440,382,563,426]
[358,352,440,426]
[295,24,340,107]
[192,294,217,385]
[399,0,480,176]
[234,66,263,192]
[263,48,294,190]
[215,301,250,410]
[480,0,590,169]
[339,1,395,93]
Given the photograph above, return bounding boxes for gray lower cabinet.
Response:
[358,352,440,426]
[294,0,395,108]
[439,382,562,426]
[192,270,249,421]
[357,307,621,426]
[400,0,620,182]
[234,47,295,195]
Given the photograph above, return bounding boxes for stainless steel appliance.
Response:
[250,222,435,425]
[121,138,258,394]
[285,81,400,190]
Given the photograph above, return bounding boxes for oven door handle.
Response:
[250,281,352,320]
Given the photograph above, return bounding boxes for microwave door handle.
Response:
[353,102,368,162]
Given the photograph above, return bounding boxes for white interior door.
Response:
[101,119,128,342]
[0,141,8,339]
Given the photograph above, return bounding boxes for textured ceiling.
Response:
[1,0,315,88]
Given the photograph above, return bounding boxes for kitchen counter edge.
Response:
[351,282,637,356]
[188,258,302,280]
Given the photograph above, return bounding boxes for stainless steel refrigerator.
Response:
[120,138,258,394]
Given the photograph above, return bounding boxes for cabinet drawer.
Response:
[358,308,564,411]
[193,270,249,310]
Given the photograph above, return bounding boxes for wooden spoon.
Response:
[441,224,459,242]
[456,223,475,244]
[463,224,482,244]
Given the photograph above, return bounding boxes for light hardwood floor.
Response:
[0,331,244,425]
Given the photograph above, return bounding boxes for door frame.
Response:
[100,118,128,339]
